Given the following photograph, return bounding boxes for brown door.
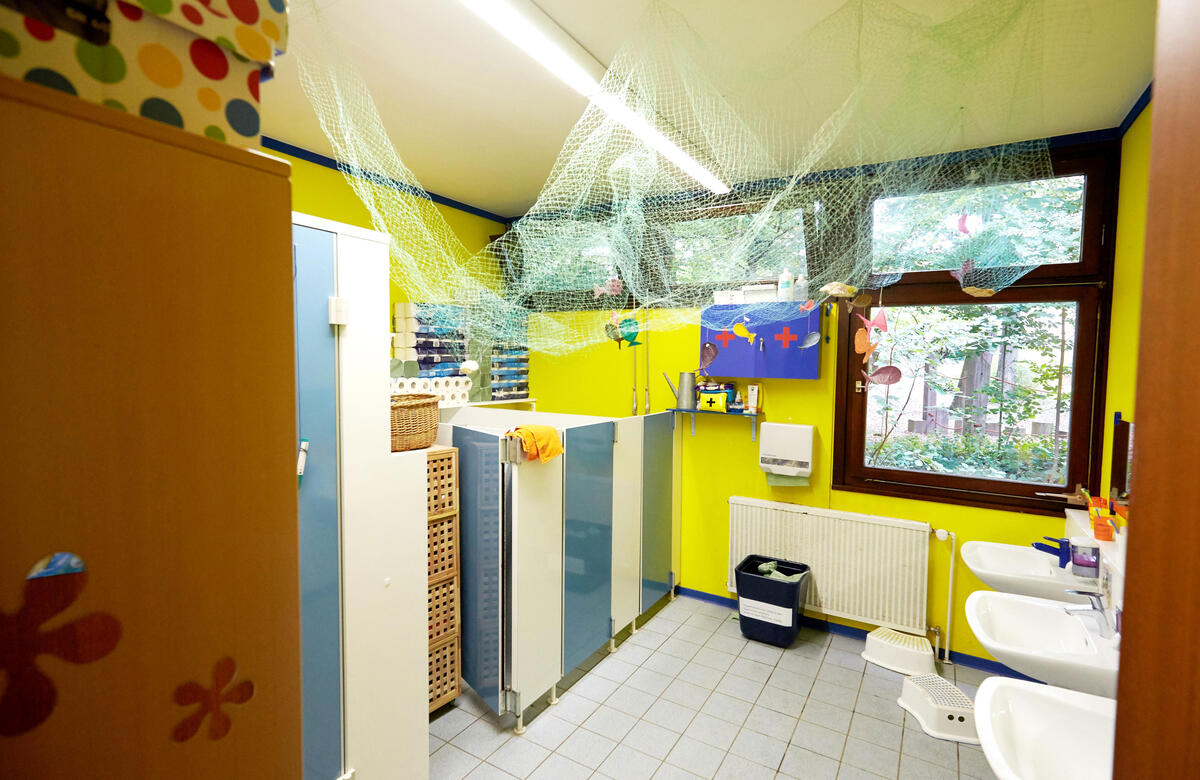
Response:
[1113,1,1200,775]
[0,77,302,777]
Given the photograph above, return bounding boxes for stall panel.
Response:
[562,422,615,673]
[292,224,342,779]
[642,412,674,609]
[511,455,566,707]
[611,418,644,631]
[454,427,504,713]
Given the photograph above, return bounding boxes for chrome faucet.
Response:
[1064,589,1116,639]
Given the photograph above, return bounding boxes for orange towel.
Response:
[508,425,564,463]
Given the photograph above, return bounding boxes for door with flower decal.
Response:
[0,77,302,776]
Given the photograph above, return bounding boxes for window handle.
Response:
[855,381,867,394]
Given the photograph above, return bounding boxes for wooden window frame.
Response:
[832,142,1120,514]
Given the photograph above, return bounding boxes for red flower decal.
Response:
[0,570,121,736]
[172,657,254,741]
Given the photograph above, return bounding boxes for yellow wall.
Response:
[268,148,507,305]
[530,112,1153,660]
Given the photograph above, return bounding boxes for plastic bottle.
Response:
[778,268,795,301]
[795,273,809,303]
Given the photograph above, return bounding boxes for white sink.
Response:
[961,541,1095,603]
[965,591,1119,697]
[975,677,1115,780]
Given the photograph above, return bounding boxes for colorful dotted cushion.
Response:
[0,3,263,146]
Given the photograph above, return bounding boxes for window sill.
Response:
[831,479,1069,517]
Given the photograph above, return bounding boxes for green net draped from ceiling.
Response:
[294,0,1089,353]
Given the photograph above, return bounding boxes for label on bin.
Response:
[738,596,793,627]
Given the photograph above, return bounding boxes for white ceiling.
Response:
[263,0,1156,219]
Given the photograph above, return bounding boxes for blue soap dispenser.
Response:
[1032,536,1071,568]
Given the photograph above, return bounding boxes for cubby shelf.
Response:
[669,407,762,441]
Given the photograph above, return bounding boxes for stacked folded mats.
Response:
[490,343,529,402]
[392,303,472,407]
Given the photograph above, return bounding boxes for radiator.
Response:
[728,497,930,634]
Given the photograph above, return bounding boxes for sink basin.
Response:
[965,591,1119,697]
[961,541,1095,603]
[975,677,1115,780]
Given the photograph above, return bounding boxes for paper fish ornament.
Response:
[950,259,974,285]
[593,276,623,299]
[699,342,718,373]
[619,317,642,347]
[855,308,888,333]
[854,328,877,361]
[800,331,821,349]
[863,365,902,385]
[963,286,996,298]
[604,321,623,346]
[851,293,874,308]
[820,282,858,298]
[798,299,816,312]
[732,321,756,345]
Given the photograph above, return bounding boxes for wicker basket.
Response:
[390,394,440,452]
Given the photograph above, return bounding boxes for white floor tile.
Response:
[431,744,483,780]
[742,705,797,742]
[664,678,713,709]
[452,718,513,760]
[958,745,998,779]
[527,753,592,780]
[693,646,738,672]
[704,634,748,656]
[684,712,740,751]
[790,721,847,760]
[666,734,728,779]
[685,613,724,632]
[644,698,700,733]
[582,704,638,742]
[465,763,518,780]
[841,736,900,778]
[522,712,576,751]
[898,752,956,780]
[570,673,620,703]
[714,752,777,780]
[811,680,858,710]
[824,648,866,673]
[727,656,774,684]
[676,624,717,644]
[593,656,639,684]
[628,628,671,651]
[654,762,707,779]
[616,642,655,666]
[729,727,788,769]
[598,743,662,780]
[739,642,784,666]
[431,707,480,741]
[607,684,658,718]
[556,727,617,769]
[769,668,816,697]
[679,661,725,690]
[899,727,957,770]
[628,666,676,696]
[801,699,853,734]
[624,718,683,759]
[660,636,703,661]
[853,692,903,725]
[849,713,901,752]
[756,686,807,718]
[486,738,551,778]
[644,651,690,678]
[716,672,764,702]
[779,745,839,780]
[551,691,600,725]
[816,663,863,691]
[431,733,446,755]
[700,691,753,726]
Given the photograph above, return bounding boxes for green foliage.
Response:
[871,431,1067,485]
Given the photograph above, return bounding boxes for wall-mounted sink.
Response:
[975,677,1115,780]
[961,541,1094,603]
[965,591,1119,697]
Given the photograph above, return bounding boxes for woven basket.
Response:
[390,394,440,452]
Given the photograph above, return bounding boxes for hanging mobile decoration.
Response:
[864,365,903,385]
[604,311,624,348]
[698,341,718,374]
[732,318,757,345]
[854,327,877,361]
[951,259,997,298]
[820,282,858,298]
[619,316,642,347]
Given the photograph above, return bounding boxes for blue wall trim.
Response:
[1119,83,1153,136]
[261,136,515,225]
[672,585,1036,680]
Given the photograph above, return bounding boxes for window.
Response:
[671,208,807,285]
[834,145,1117,513]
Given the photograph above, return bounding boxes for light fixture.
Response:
[458,0,731,195]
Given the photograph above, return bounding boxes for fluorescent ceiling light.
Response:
[458,0,731,195]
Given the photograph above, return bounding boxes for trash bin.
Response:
[735,554,811,647]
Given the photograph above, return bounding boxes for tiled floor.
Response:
[429,595,1001,779]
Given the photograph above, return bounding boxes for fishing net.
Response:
[292,0,1088,355]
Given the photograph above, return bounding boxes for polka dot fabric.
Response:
[0,0,279,147]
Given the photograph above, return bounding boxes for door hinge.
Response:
[613,424,619,444]
[328,296,348,326]
[501,435,523,465]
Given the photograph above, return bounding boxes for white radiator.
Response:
[728,497,931,634]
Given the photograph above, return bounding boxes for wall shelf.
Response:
[669,408,762,441]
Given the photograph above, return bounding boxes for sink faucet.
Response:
[1064,590,1116,639]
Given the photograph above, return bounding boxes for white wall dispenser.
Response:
[759,422,813,487]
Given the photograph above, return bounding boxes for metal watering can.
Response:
[663,371,697,410]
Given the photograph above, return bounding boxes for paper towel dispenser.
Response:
[759,423,813,482]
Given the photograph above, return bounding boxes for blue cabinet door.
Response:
[293,225,341,780]
[454,426,505,713]
[641,412,674,610]
[562,422,615,673]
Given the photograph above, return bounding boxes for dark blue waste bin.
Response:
[735,554,811,647]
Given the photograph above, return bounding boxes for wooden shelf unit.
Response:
[427,446,462,712]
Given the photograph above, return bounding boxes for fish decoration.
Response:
[619,317,642,347]
[800,331,821,349]
[732,320,757,345]
[798,299,816,313]
[949,258,974,285]
[963,286,996,298]
[855,308,888,333]
[698,341,718,373]
[820,282,858,298]
[593,276,624,299]
[851,293,874,308]
[605,310,623,347]
[950,259,996,297]
[863,365,903,385]
[854,327,877,361]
